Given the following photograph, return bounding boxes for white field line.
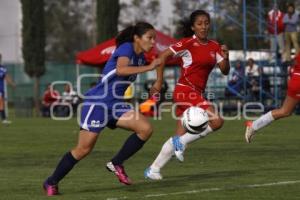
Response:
[106,180,300,200]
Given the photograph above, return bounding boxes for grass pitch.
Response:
[0,114,300,200]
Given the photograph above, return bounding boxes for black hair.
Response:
[116,22,155,47]
[287,2,295,9]
[181,10,210,37]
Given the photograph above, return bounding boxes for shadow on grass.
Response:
[74,169,252,195]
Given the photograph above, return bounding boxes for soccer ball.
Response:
[181,106,209,134]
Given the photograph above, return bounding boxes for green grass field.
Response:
[0,115,300,200]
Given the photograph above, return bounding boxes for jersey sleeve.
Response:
[114,43,134,59]
[169,38,190,56]
[215,43,224,64]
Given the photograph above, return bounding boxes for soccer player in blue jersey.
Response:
[43,22,161,196]
[0,53,16,124]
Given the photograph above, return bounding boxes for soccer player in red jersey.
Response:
[245,53,300,143]
[144,10,230,180]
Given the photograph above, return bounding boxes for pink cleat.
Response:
[106,162,132,185]
[43,181,59,196]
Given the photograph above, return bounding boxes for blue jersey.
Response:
[0,65,7,92]
[80,42,146,133]
[85,42,145,103]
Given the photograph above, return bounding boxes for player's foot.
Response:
[2,119,12,125]
[43,181,59,196]
[245,121,255,143]
[144,167,162,180]
[172,136,185,162]
[106,162,132,185]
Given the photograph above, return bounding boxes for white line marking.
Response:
[106,180,300,200]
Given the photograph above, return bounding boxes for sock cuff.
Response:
[132,133,146,144]
[266,111,275,121]
[67,152,79,165]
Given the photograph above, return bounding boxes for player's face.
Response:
[191,15,210,41]
[136,29,156,53]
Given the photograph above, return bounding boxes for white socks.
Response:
[150,126,214,171]
[180,125,213,145]
[252,111,275,131]
[150,138,174,171]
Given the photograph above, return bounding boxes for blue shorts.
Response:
[0,89,4,97]
[80,101,133,134]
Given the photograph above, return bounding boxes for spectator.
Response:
[245,58,259,77]
[225,60,244,97]
[283,3,299,62]
[245,58,260,100]
[267,4,285,60]
[61,83,79,116]
[41,83,60,117]
[259,67,271,103]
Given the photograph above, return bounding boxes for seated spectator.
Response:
[245,58,259,77]
[41,84,60,117]
[245,58,260,100]
[225,60,244,97]
[61,83,79,116]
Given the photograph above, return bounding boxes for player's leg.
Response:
[173,105,223,161]
[0,95,4,120]
[145,119,185,180]
[44,130,98,196]
[245,95,299,143]
[106,110,153,184]
[0,94,8,123]
[43,103,101,196]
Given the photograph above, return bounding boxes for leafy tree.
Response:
[119,0,160,30]
[45,0,93,62]
[96,0,120,42]
[21,0,46,114]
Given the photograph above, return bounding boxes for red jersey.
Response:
[292,53,300,75]
[169,35,224,92]
[267,9,284,35]
[42,89,60,106]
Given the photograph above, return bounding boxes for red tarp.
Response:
[76,31,179,66]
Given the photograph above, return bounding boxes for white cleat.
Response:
[144,167,162,180]
[172,136,185,162]
[2,120,12,125]
[245,121,255,143]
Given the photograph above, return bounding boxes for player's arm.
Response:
[218,44,230,75]
[5,74,16,88]
[116,57,161,76]
[150,48,174,95]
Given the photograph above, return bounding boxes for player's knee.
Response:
[278,108,292,118]
[138,123,153,139]
[210,117,224,130]
[73,146,92,160]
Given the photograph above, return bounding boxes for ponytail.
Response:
[116,22,155,47]
[116,25,135,47]
[180,18,194,37]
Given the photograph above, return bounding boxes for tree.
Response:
[21,0,46,115]
[96,0,120,42]
[118,0,160,30]
[45,0,93,62]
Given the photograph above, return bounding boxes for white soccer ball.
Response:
[181,106,209,134]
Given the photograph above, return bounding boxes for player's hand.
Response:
[148,58,162,71]
[149,80,162,97]
[221,44,229,60]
